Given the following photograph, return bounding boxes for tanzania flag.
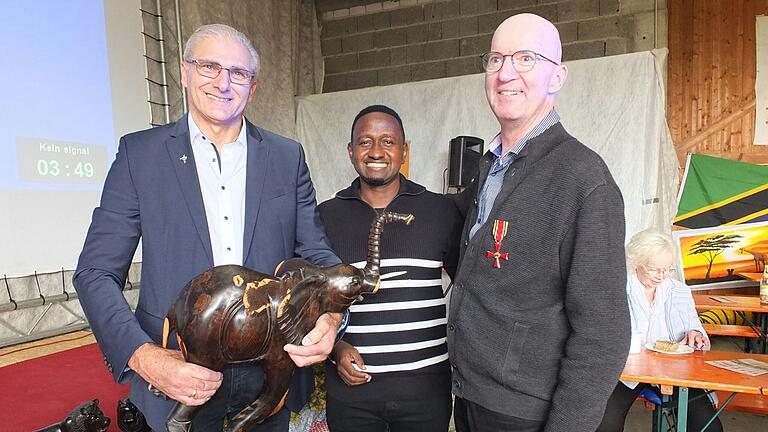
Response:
[674,154,768,229]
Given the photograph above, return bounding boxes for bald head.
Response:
[484,13,568,144]
[491,13,562,64]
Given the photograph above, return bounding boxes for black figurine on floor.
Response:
[35,399,110,432]
[117,398,151,432]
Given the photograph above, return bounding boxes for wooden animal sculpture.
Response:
[35,399,110,432]
[162,211,414,432]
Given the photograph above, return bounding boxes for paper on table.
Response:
[705,359,768,377]
[709,296,736,303]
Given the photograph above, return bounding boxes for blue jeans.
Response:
[192,362,290,432]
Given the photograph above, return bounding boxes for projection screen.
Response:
[1,0,149,276]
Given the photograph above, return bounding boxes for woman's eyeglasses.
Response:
[641,265,676,277]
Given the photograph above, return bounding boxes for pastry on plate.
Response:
[653,340,679,352]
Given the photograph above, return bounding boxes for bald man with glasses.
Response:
[447,14,630,432]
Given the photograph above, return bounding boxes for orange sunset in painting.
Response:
[675,222,768,286]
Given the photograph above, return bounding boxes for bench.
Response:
[638,392,768,416]
[715,391,768,415]
[703,323,762,352]
[703,323,761,338]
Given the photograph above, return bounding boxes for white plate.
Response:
[645,342,694,355]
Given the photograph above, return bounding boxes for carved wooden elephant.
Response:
[162,211,414,432]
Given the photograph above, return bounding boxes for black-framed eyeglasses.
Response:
[185,59,254,85]
[480,50,559,73]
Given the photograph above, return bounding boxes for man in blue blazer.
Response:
[74,24,341,431]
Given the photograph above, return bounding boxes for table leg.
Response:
[660,388,733,432]
[700,392,736,431]
[677,387,689,431]
[659,385,675,431]
[658,393,669,432]
[735,310,763,353]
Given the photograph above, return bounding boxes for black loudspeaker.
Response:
[448,136,483,187]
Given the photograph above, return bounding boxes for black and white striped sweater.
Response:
[318,176,462,403]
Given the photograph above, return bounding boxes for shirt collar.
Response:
[335,174,425,200]
[187,114,247,149]
[488,109,561,160]
[629,272,672,311]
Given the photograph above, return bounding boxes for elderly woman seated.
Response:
[596,229,722,432]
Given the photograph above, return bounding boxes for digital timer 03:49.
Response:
[36,160,95,178]
[17,137,106,184]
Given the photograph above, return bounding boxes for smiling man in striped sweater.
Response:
[318,105,463,432]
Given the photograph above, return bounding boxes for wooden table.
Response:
[693,294,768,353]
[692,294,768,313]
[621,349,768,431]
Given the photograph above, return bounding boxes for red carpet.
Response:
[0,343,129,431]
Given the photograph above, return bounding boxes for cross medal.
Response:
[486,219,509,268]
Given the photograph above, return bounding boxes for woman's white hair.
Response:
[183,24,260,77]
[625,229,675,270]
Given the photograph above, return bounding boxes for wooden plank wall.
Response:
[668,0,768,165]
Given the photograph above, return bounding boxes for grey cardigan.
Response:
[448,123,630,432]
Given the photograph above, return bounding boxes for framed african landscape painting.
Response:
[672,221,768,290]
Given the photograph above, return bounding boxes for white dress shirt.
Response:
[628,274,672,347]
[188,115,248,266]
[622,274,673,389]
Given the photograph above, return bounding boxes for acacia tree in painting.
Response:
[688,234,743,280]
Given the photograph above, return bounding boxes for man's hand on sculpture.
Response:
[128,343,223,406]
[333,341,371,386]
[284,312,343,367]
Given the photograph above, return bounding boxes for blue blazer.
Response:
[73,115,339,429]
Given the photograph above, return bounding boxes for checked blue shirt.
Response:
[469,110,560,239]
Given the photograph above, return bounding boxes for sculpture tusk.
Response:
[379,271,407,280]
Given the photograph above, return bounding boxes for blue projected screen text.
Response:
[2,0,115,191]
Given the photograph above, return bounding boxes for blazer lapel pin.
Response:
[180,154,188,164]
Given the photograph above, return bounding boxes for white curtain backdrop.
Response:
[297,49,680,239]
